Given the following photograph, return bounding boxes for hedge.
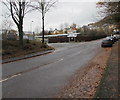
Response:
[48,35,106,43]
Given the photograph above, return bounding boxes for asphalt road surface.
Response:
[2,40,102,98]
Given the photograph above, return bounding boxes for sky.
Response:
[0,0,103,33]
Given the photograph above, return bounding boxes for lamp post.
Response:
[31,21,34,40]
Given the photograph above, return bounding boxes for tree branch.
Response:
[10,2,19,26]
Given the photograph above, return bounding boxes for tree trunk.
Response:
[42,4,45,47]
[19,2,23,46]
[42,15,45,45]
[18,20,23,46]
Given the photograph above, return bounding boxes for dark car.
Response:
[111,36,118,42]
[105,36,115,43]
[112,35,119,41]
[101,39,113,47]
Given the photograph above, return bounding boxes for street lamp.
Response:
[31,21,34,33]
[30,21,34,40]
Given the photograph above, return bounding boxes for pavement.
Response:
[95,40,119,98]
[2,40,103,98]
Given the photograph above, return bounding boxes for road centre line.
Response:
[0,73,22,83]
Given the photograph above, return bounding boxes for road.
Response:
[2,40,102,98]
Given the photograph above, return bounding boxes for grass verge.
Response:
[2,40,54,60]
[94,41,119,99]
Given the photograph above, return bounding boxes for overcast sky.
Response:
[1,0,103,33]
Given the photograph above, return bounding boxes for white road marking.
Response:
[0,73,21,83]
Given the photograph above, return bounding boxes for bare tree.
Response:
[2,20,14,31]
[2,13,14,31]
[2,20,14,40]
[97,2,120,16]
[70,23,77,29]
[31,0,57,46]
[64,23,69,29]
[1,13,14,39]
[3,0,34,45]
[96,2,120,25]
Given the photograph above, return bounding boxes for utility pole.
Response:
[31,20,34,40]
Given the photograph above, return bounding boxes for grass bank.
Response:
[2,40,54,60]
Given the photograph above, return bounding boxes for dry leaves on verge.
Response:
[55,48,112,98]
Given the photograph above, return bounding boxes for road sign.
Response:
[67,33,77,37]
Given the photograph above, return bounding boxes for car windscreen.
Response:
[103,40,111,43]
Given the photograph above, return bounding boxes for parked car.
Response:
[101,39,113,47]
[112,36,118,42]
[113,35,119,41]
[112,30,120,41]
[105,36,115,43]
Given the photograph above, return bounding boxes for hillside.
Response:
[94,13,120,27]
